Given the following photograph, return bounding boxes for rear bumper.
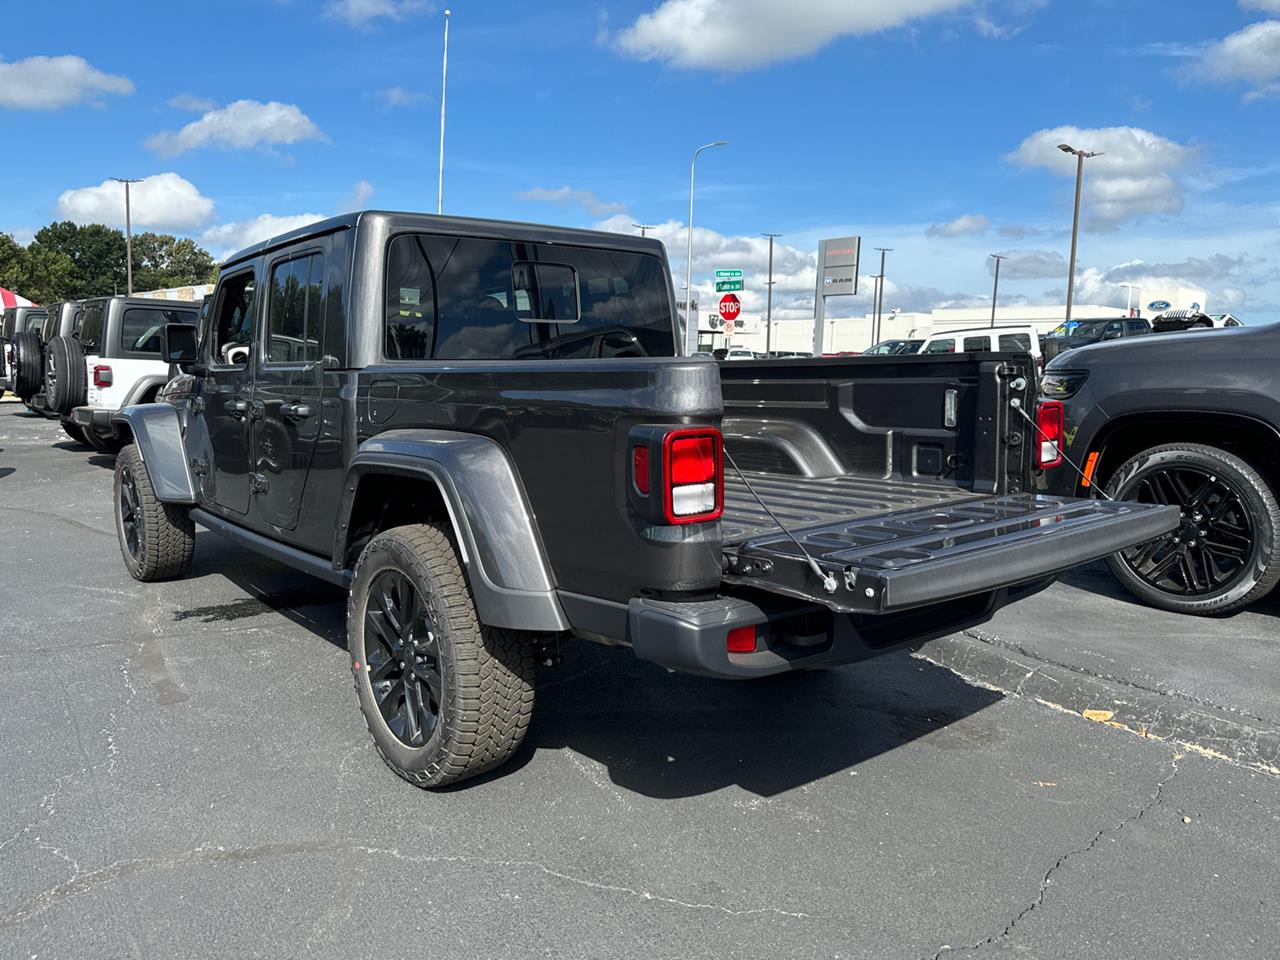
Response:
[71,405,114,435]
[627,578,1053,679]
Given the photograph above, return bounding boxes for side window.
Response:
[266,253,323,364]
[1103,321,1124,340]
[121,308,195,355]
[998,333,1031,352]
[210,271,257,367]
[1126,321,1149,335]
[79,304,106,351]
[962,336,991,352]
[924,338,956,354]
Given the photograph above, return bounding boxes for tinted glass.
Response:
[924,338,956,354]
[1126,321,1149,334]
[122,307,197,355]
[267,254,322,363]
[384,234,675,360]
[998,333,1032,351]
[79,303,106,350]
[962,336,991,352]
[211,272,257,367]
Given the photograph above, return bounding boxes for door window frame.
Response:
[260,246,326,370]
[205,264,261,372]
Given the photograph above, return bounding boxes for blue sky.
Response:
[3,0,1279,321]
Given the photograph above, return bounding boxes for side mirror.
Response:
[162,323,199,367]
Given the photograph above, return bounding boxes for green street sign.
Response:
[716,280,744,292]
[714,269,743,279]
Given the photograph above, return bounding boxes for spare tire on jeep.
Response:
[12,330,43,401]
[45,335,87,415]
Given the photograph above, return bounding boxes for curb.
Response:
[916,631,1280,777]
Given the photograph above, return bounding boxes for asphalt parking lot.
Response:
[1,401,1278,960]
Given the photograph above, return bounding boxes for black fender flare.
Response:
[336,429,569,633]
[111,403,196,503]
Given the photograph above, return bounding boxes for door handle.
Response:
[229,398,250,419]
[281,402,313,421]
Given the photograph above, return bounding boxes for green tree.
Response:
[0,232,73,305]
[132,232,216,291]
[29,221,127,299]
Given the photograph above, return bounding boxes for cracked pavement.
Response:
[1,404,1278,959]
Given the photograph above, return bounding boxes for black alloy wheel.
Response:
[118,462,141,560]
[363,569,443,747]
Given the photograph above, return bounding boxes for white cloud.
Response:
[200,213,327,259]
[324,0,431,27]
[341,179,376,211]
[56,173,215,231]
[614,0,970,70]
[0,55,132,110]
[926,213,990,238]
[990,249,1066,280]
[1204,19,1280,101]
[1008,126,1192,229]
[376,85,430,107]
[145,100,327,156]
[1241,1,1280,13]
[167,93,216,112]
[521,186,627,217]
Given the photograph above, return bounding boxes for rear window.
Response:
[998,333,1032,352]
[121,307,197,355]
[383,234,674,360]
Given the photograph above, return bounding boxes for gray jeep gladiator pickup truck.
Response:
[110,210,1177,787]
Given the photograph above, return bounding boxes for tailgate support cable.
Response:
[1009,399,1114,502]
[723,449,839,594]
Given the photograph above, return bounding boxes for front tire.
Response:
[348,524,536,788]
[1104,443,1280,615]
[114,444,195,581]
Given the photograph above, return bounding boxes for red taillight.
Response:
[726,625,757,654]
[1035,400,1064,469]
[662,428,723,524]
[632,447,650,494]
[93,364,113,388]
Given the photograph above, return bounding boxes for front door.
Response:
[192,267,258,515]
[250,250,326,531]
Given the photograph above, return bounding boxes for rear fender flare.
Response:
[336,430,569,633]
[110,403,196,503]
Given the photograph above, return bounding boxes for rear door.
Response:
[250,247,326,531]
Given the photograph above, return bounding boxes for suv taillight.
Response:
[629,425,724,525]
[93,365,113,388]
[1034,400,1064,469]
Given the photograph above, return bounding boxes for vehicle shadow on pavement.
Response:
[1057,558,1280,620]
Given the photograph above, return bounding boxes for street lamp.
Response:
[110,176,142,295]
[685,140,728,356]
[632,223,656,238]
[437,9,451,215]
[873,247,892,344]
[762,232,781,355]
[989,253,1007,327]
[1058,143,1103,323]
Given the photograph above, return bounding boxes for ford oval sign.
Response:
[1148,300,1171,311]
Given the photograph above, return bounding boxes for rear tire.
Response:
[61,419,90,446]
[348,523,536,788]
[114,444,194,581]
[45,336,86,415]
[1104,443,1280,615]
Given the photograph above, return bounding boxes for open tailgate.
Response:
[722,492,1179,614]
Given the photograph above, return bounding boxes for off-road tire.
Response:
[45,336,86,415]
[348,523,536,788]
[1105,443,1280,615]
[114,443,194,581]
[13,330,42,401]
[61,419,90,446]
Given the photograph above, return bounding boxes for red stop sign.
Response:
[719,294,741,322]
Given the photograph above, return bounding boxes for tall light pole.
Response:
[632,223,656,238]
[437,9,451,215]
[762,232,780,355]
[685,140,728,356]
[1058,143,1103,322]
[1119,281,1141,317]
[873,247,891,344]
[989,253,1007,327]
[110,177,142,295]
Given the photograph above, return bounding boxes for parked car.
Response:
[22,301,84,416]
[723,347,756,360]
[1152,309,1244,333]
[1,305,47,397]
[861,339,923,356]
[1041,317,1151,363]
[918,326,1043,367]
[1038,322,1280,615]
[52,296,200,454]
[108,211,1174,788]
[767,350,812,358]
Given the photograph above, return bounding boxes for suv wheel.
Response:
[13,330,42,401]
[114,444,195,581]
[348,524,535,788]
[1104,443,1280,615]
[45,336,86,415]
